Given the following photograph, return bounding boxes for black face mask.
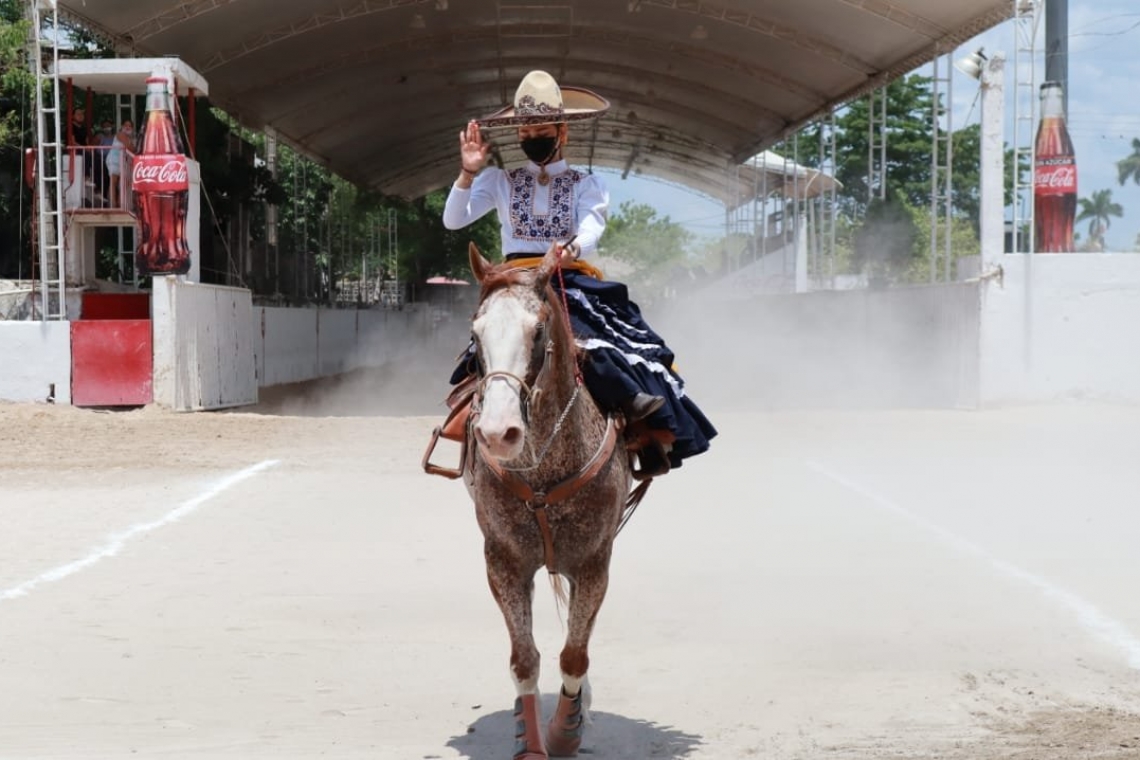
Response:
[520,135,559,165]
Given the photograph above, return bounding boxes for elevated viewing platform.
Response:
[54,56,209,229]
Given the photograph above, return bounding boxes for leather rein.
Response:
[470,273,623,574]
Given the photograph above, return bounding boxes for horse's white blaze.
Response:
[474,292,537,460]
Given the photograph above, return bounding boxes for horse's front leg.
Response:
[485,546,547,760]
[547,557,610,757]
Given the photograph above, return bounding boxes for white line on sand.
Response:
[806,460,1140,670]
[0,459,280,603]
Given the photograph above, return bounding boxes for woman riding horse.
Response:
[443,70,717,476]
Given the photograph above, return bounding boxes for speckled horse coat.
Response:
[464,242,632,759]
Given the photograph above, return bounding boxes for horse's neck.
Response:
[534,308,605,439]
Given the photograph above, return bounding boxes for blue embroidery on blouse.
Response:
[508,168,582,241]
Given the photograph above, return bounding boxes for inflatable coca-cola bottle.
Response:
[133,76,191,275]
[1033,81,1077,253]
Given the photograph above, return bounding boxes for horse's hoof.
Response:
[545,688,584,757]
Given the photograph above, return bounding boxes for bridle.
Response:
[471,287,566,460]
[469,270,628,574]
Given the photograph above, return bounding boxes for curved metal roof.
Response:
[59,0,1011,204]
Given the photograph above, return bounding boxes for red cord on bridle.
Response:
[555,247,585,388]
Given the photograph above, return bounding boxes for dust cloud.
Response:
[646,274,979,414]
[249,264,981,419]
[248,304,471,419]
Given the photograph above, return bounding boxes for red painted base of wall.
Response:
[81,292,150,320]
[71,320,153,407]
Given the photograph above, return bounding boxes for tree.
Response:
[1116,138,1140,187]
[851,190,919,287]
[790,74,1043,249]
[1075,188,1123,251]
[602,201,691,265]
[599,200,692,301]
[793,75,951,213]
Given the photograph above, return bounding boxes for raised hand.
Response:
[459,120,489,174]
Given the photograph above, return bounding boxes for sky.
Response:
[602,2,1140,252]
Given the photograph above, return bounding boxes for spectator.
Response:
[105,120,134,207]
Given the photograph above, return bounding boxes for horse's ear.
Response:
[534,241,560,291]
[469,242,492,283]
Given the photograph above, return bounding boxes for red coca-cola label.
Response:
[132,154,189,192]
[1034,156,1077,195]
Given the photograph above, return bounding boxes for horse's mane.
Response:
[477,262,536,302]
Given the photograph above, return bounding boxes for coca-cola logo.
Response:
[132,153,189,193]
[1035,158,1076,195]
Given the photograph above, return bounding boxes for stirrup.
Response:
[422,424,467,480]
[630,441,670,481]
[422,388,475,480]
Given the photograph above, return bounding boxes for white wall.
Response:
[0,322,72,404]
[152,277,257,410]
[980,254,1140,404]
[256,305,430,388]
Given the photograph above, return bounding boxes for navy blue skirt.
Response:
[452,268,716,469]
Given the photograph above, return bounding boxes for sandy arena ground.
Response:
[1,373,1139,759]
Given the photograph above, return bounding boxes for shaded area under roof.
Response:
[56,0,1010,204]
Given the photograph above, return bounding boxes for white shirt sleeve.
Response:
[574,173,609,259]
[442,169,500,230]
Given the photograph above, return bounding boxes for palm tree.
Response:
[1117,138,1140,186]
[1075,189,1123,251]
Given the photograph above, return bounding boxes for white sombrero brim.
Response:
[477,86,610,129]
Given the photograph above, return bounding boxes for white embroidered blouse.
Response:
[442,159,609,259]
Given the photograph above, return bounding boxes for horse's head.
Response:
[467,242,563,461]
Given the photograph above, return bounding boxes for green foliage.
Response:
[1116,138,1140,187]
[852,191,920,287]
[599,200,693,301]
[791,74,1014,239]
[908,205,981,283]
[1075,188,1123,251]
[0,10,30,151]
[602,200,692,263]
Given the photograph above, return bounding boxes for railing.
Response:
[61,146,135,213]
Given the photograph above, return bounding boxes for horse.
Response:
[455,241,641,759]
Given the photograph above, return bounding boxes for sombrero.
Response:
[477,70,609,129]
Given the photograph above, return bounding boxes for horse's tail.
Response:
[547,570,569,612]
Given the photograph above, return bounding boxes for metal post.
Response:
[1045,0,1068,114]
[1013,0,1041,254]
[30,0,67,319]
[265,126,278,293]
[868,87,888,202]
[980,54,1007,273]
[931,54,954,282]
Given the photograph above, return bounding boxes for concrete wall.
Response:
[666,281,981,410]
[256,305,429,388]
[152,277,258,411]
[0,322,72,404]
[980,254,1140,404]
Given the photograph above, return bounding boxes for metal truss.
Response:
[867,86,887,202]
[930,52,953,282]
[1012,0,1041,254]
[30,0,66,319]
